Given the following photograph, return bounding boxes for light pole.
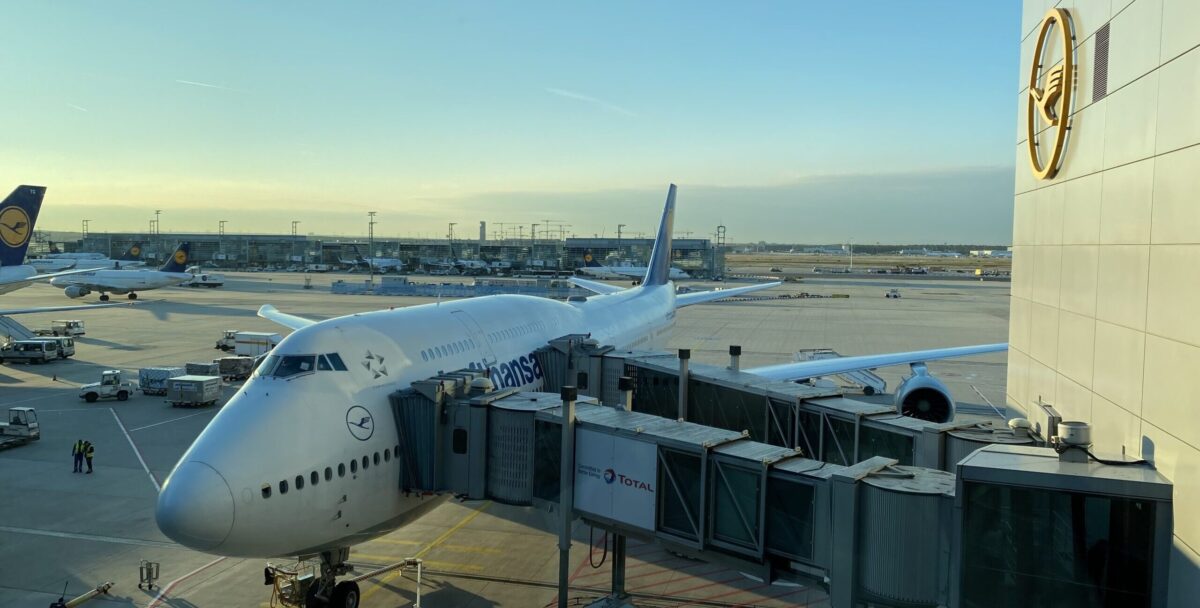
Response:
[154,209,162,235]
[218,220,228,265]
[81,219,91,240]
[617,223,626,258]
[367,212,377,282]
[448,222,457,260]
[291,220,301,237]
[531,223,539,262]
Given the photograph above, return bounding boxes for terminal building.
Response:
[47,233,726,277]
[1008,1,1199,604]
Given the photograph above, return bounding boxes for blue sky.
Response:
[0,2,1021,242]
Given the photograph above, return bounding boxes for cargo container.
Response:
[185,361,221,376]
[218,356,256,381]
[166,375,222,407]
[139,366,186,395]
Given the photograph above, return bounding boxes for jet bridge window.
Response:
[272,355,316,378]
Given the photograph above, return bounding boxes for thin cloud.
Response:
[545,87,636,117]
[66,103,89,113]
[175,79,243,93]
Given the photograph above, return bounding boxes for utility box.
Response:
[234,332,281,357]
[952,444,1173,608]
[166,375,222,407]
[139,366,186,395]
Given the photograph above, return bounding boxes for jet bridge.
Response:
[387,339,1175,608]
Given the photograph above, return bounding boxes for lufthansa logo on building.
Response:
[0,206,31,248]
[1026,8,1075,180]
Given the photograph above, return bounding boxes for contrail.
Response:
[175,79,242,92]
[66,103,89,112]
[545,87,636,117]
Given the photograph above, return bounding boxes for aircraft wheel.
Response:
[128,292,138,300]
[85,393,98,403]
[117,391,129,401]
[99,294,110,302]
[331,581,360,608]
[304,579,327,608]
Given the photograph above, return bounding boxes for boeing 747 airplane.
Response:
[156,185,1005,608]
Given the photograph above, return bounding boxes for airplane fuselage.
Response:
[49,269,191,295]
[158,287,675,557]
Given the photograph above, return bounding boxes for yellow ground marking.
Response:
[351,553,485,573]
[369,538,423,546]
[437,543,503,555]
[360,501,492,601]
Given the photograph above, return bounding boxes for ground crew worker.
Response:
[72,439,85,473]
[84,440,95,474]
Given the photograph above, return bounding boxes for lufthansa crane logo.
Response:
[130,245,141,256]
[1026,8,1075,180]
[346,406,374,441]
[174,249,188,265]
[0,206,31,248]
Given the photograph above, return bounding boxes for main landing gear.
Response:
[99,294,109,302]
[265,548,359,608]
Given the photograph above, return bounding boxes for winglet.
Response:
[642,184,676,287]
[258,304,317,330]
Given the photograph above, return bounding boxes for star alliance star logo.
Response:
[362,350,388,379]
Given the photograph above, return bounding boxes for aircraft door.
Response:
[450,310,496,373]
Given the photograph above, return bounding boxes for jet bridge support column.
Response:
[610,533,627,599]
[677,349,690,420]
[557,386,578,608]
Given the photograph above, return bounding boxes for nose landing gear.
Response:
[266,548,359,608]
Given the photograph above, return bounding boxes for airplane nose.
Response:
[156,461,235,551]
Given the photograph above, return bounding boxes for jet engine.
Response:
[64,285,91,299]
[893,363,955,423]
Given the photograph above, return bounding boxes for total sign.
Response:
[574,428,657,531]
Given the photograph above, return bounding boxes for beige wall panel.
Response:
[1029,301,1061,366]
[1057,308,1097,388]
[1151,142,1200,245]
[1010,296,1033,353]
[1059,98,1107,179]
[1168,541,1200,608]
[1091,319,1146,414]
[1055,373,1094,421]
[1103,72,1159,169]
[1032,245,1063,306]
[1011,246,1033,301]
[1006,349,1031,414]
[1058,245,1099,316]
[1035,184,1065,245]
[1099,158,1154,244]
[1142,334,1200,449]
[1107,0,1164,92]
[1062,0,1115,47]
[1155,48,1200,154]
[1160,0,1200,61]
[1062,172,1103,245]
[1138,423,1200,560]
[1146,244,1200,347]
[1012,193,1037,247]
[1091,394,1143,456]
[1014,143,1040,197]
[1026,357,1059,407]
[1073,34,1097,116]
[1095,244,1150,331]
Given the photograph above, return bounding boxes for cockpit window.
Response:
[326,353,348,371]
[318,355,333,371]
[257,355,280,377]
[273,355,316,378]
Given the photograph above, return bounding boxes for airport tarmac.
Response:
[0,272,1009,607]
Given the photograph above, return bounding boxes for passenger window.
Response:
[362,456,369,470]
[350,460,358,474]
[384,449,391,462]
[324,467,333,481]
[453,429,468,454]
[280,479,289,494]
[261,484,272,499]
[273,355,317,378]
[327,353,348,371]
[373,452,380,465]
[338,463,346,477]
[311,471,319,486]
[318,355,333,371]
[395,444,401,456]
[295,475,304,490]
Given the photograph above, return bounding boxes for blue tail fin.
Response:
[0,185,46,268]
[158,242,192,272]
[118,242,144,261]
[642,184,676,286]
[583,251,604,268]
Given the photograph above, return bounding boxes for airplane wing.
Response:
[568,277,624,295]
[0,266,97,289]
[258,304,316,330]
[743,343,1007,382]
[0,301,136,315]
[675,282,782,308]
